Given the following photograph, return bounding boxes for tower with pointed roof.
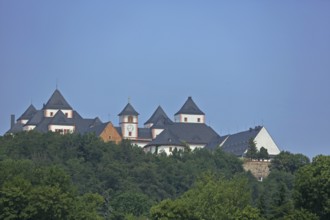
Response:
[174,97,205,123]
[43,89,73,118]
[118,102,139,139]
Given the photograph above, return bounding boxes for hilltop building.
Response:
[6,89,280,157]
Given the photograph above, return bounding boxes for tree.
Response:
[294,155,330,220]
[258,147,269,161]
[246,139,258,160]
[270,151,310,174]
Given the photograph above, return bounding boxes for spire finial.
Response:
[128,97,131,104]
[56,78,58,90]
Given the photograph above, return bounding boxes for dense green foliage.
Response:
[0,132,328,219]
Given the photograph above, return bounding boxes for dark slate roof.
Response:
[118,103,139,116]
[6,123,24,134]
[144,106,172,125]
[43,89,72,110]
[138,128,152,139]
[34,117,52,132]
[25,110,44,125]
[75,117,102,134]
[151,115,174,129]
[204,135,229,150]
[86,122,109,136]
[145,129,185,147]
[220,126,262,156]
[17,104,37,121]
[49,110,74,126]
[166,123,218,144]
[175,96,205,116]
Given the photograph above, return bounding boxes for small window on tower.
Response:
[197,118,201,122]
[128,116,133,123]
[184,117,187,122]
[129,131,132,136]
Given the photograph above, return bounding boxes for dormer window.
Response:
[50,112,54,117]
[184,117,187,122]
[65,113,68,117]
[197,118,201,122]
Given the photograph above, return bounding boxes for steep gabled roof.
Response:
[86,122,109,136]
[175,96,205,115]
[166,123,218,144]
[220,126,262,156]
[145,129,185,147]
[25,110,44,125]
[144,106,172,125]
[204,135,229,150]
[6,123,24,134]
[118,103,139,116]
[49,110,74,126]
[151,115,174,129]
[44,89,72,110]
[17,104,37,121]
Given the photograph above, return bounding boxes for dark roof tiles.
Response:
[118,103,139,116]
[17,104,37,121]
[44,89,72,110]
[144,106,172,125]
[175,97,205,115]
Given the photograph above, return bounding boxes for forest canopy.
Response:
[0,131,328,219]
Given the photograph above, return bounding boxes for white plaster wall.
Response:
[144,123,153,128]
[48,125,75,133]
[23,125,36,131]
[254,127,281,156]
[44,109,73,118]
[174,114,205,123]
[152,128,164,139]
[188,144,205,151]
[20,119,29,125]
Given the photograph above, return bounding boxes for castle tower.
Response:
[118,102,139,139]
[174,97,205,123]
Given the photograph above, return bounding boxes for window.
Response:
[169,147,173,152]
[184,117,187,122]
[50,112,54,117]
[197,118,201,122]
[128,116,133,123]
[65,113,68,117]
[128,131,132,136]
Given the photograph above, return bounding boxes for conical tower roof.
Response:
[175,96,204,115]
[17,104,37,121]
[144,106,172,125]
[44,89,72,110]
[118,103,139,116]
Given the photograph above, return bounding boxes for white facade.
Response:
[48,125,75,134]
[174,114,205,123]
[120,115,138,139]
[188,144,205,151]
[144,145,186,155]
[23,125,36,131]
[254,127,281,156]
[44,109,73,118]
[151,128,164,139]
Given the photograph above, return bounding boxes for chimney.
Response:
[11,114,15,129]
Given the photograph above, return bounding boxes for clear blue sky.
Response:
[1,1,329,158]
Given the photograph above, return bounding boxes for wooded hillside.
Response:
[0,132,328,219]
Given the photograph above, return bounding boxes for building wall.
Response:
[48,125,75,134]
[99,123,122,144]
[254,127,281,156]
[44,109,73,118]
[145,145,186,155]
[188,144,205,151]
[151,128,164,139]
[23,125,36,131]
[174,114,205,123]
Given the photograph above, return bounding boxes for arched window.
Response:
[128,116,133,123]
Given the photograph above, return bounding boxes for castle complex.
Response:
[7,89,280,157]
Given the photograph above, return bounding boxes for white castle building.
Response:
[7,89,280,157]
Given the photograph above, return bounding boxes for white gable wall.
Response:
[174,114,205,123]
[48,125,75,134]
[254,127,280,156]
[44,109,73,118]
